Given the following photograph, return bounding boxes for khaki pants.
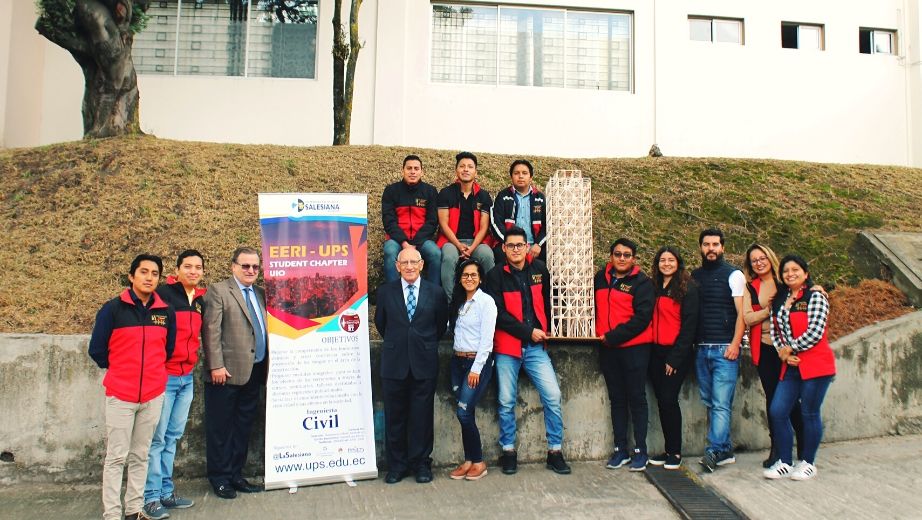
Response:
[102,394,164,520]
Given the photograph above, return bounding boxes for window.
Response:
[859,28,896,55]
[431,4,632,91]
[133,0,319,78]
[781,22,824,50]
[689,16,743,45]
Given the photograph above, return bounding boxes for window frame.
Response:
[781,22,825,51]
[429,3,635,92]
[688,16,744,45]
[859,27,897,55]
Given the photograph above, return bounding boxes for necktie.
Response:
[406,284,416,321]
[245,287,266,362]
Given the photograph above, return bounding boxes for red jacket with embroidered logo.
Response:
[747,278,766,366]
[772,288,836,380]
[157,277,206,376]
[381,180,439,246]
[436,181,495,248]
[646,279,699,367]
[489,185,547,247]
[594,264,654,348]
[485,258,551,358]
[88,289,176,403]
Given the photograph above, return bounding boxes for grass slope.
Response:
[1,136,920,334]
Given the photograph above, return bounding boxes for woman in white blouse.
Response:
[448,259,497,481]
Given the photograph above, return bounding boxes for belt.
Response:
[454,351,478,359]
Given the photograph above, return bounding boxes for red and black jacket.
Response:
[747,278,766,366]
[771,288,836,380]
[594,264,653,348]
[485,258,551,358]
[381,180,439,246]
[490,185,547,247]
[436,181,495,248]
[88,289,176,403]
[157,278,206,377]
[647,278,699,367]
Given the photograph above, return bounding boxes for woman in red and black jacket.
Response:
[742,243,803,468]
[763,255,835,482]
[646,246,698,470]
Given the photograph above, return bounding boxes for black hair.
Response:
[699,228,725,245]
[610,237,637,255]
[231,246,259,264]
[176,249,205,269]
[129,253,163,277]
[455,151,478,167]
[504,226,528,243]
[652,246,690,302]
[509,159,534,177]
[402,154,422,168]
[448,259,486,331]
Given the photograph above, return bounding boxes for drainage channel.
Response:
[644,466,749,520]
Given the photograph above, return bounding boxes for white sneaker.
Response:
[791,461,817,481]
[763,460,792,480]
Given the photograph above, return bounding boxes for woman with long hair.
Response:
[447,259,497,481]
[647,246,699,470]
[763,255,835,481]
[743,244,804,467]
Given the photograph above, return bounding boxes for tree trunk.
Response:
[36,0,146,138]
[332,0,361,145]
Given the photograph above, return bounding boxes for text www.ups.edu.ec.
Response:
[275,456,368,473]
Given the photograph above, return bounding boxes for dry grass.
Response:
[1,135,920,334]
[827,280,913,340]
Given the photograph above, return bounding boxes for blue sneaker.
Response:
[160,493,194,509]
[629,449,648,472]
[606,448,630,469]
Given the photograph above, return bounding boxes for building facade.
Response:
[2,0,921,166]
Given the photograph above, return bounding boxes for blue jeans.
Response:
[382,239,441,284]
[770,367,833,465]
[695,344,739,454]
[145,374,194,503]
[450,354,495,462]
[496,346,564,451]
[440,240,495,301]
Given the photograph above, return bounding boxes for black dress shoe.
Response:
[231,478,262,493]
[415,466,433,483]
[500,450,518,475]
[384,470,408,484]
[213,483,237,499]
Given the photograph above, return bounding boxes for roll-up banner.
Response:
[258,193,377,490]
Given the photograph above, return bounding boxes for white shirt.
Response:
[729,270,746,297]
[453,288,497,374]
[234,277,266,332]
[400,277,421,306]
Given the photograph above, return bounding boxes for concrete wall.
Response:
[2,0,920,166]
[2,311,921,485]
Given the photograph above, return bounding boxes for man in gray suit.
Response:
[374,248,448,484]
[202,246,267,499]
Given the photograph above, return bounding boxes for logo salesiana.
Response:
[339,310,361,333]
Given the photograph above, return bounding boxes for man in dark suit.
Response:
[202,246,267,499]
[374,248,448,484]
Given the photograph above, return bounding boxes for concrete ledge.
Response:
[858,231,922,307]
[2,311,921,484]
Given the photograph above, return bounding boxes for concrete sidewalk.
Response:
[1,435,919,520]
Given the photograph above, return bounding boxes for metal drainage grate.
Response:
[644,466,748,520]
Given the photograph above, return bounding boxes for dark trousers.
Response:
[204,361,265,487]
[769,368,833,464]
[600,344,651,452]
[450,355,494,463]
[757,341,804,458]
[648,345,692,455]
[382,373,437,473]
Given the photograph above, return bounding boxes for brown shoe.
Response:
[465,462,488,481]
[449,461,472,480]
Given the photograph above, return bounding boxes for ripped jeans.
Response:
[450,353,495,462]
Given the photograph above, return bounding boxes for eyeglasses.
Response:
[751,257,769,265]
[460,273,479,280]
[397,260,421,267]
[505,243,528,251]
[235,263,260,271]
[611,252,633,259]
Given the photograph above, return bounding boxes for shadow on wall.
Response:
[1,311,921,484]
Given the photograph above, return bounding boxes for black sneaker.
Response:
[699,450,718,473]
[715,451,736,466]
[546,450,571,475]
[500,450,518,475]
[648,453,668,466]
[664,454,682,470]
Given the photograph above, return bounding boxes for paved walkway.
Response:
[1,435,920,519]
